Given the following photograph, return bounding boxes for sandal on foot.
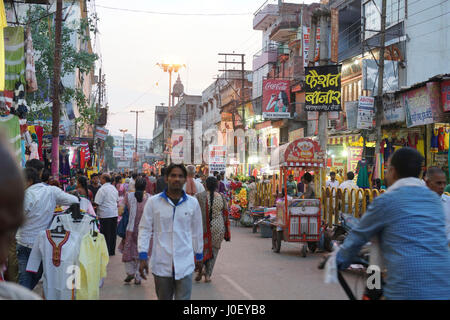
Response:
[124,275,134,283]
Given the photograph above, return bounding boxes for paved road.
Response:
[100,224,365,300]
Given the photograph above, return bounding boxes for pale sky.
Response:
[95,0,316,139]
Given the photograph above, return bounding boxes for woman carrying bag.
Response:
[194,177,231,282]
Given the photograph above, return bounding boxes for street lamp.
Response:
[157,62,186,164]
[156,62,186,108]
[119,129,128,158]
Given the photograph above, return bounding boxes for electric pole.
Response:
[375,0,387,155]
[50,0,63,179]
[119,128,127,158]
[130,110,144,172]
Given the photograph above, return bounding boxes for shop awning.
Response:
[269,138,326,169]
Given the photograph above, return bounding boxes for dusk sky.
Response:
[95,0,316,139]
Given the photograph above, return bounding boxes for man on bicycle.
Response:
[336,147,450,299]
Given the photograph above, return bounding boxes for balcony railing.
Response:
[253,1,279,30]
[252,43,279,71]
[270,14,300,42]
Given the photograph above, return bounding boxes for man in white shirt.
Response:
[138,164,203,300]
[94,174,119,256]
[183,165,205,196]
[425,167,450,244]
[326,171,340,189]
[338,171,357,213]
[16,166,79,290]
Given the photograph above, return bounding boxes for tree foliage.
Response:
[24,5,99,131]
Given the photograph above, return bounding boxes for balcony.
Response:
[269,12,300,43]
[253,3,279,31]
[252,43,278,71]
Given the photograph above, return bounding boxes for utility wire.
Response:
[95,4,252,16]
[407,10,450,28]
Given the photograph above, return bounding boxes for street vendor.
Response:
[302,173,315,199]
[286,175,298,197]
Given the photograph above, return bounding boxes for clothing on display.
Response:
[4,26,25,91]
[25,27,37,92]
[0,0,7,91]
[26,230,81,300]
[0,114,21,161]
[77,233,109,300]
[431,129,439,153]
[356,159,370,189]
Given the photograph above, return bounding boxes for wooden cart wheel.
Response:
[301,243,307,258]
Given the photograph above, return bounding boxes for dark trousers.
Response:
[153,273,193,300]
[16,244,43,290]
[100,217,118,256]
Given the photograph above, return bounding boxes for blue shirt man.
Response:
[336,148,450,300]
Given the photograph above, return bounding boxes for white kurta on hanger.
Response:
[49,213,97,238]
[26,230,81,300]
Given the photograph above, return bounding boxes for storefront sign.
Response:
[404,86,434,128]
[262,79,291,119]
[305,65,341,112]
[303,26,320,67]
[96,127,108,141]
[208,145,227,174]
[113,147,133,159]
[357,96,375,129]
[284,138,325,166]
[382,94,404,124]
[347,146,363,173]
[345,101,358,130]
[442,80,450,112]
[427,82,444,122]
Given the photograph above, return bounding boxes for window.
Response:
[363,0,405,39]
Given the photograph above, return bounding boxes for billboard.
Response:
[262,79,291,119]
[113,147,133,159]
[403,86,434,128]
[208,145,227,174]
[357,96,375,130]
[305,65,341,112]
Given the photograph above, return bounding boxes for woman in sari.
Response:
[194,177,231,282]
[118,177,151,285]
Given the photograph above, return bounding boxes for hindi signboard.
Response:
[96,126,108,141]
[442,80,450,112]
[262,79,291,119]
[357,96,375,129]
[347,147,363,173]
[382,94,404,124]
[305,65,341,112]
[403,86,434,128]
[345,101,358,130]
[209,145,227,174]
[303,26,320,67]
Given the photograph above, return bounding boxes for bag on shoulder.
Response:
[117,205,129,238]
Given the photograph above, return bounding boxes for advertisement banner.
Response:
[442,80,450,112]
[303,26,320,67]
[427,82,444,122]
[347,147,363,173]
[305,65,341,112]
[262,79,291,119]
[345,101,359,130]
[96,127,108,141]
[382,94,404,124]
[208,145,227,174]
[357,96,375,129]
[404,86,434,128]
[113,147,133,159]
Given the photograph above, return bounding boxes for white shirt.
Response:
[94,183,119,219]
[16,183,79,248]
[441,195,450,244]
[26,230,81,300]
[49,214,97,238]
[138,192,203,280]
[326,180,340,189]
[182,179,205,194]
[338,180,357,191]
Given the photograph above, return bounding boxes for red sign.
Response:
[262,79,290,119]
[284,138,325,165]
[441,80,450,112]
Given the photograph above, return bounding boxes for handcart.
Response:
[268,138,327,257]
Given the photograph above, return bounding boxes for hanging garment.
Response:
[29,141,39,160]
[26,230,81,300]
[49,214,95,238]
[417,139,425,157]
[438,127,445,152]
[80,147,86,169]
[21,139,26,167]
[77,233,109,300]
[356,159,370,189]
[34,126,43,161]
[0,114,21,161]
[11,82,28,119]
[444,129,450,151]
[25,27,37,92]
[431,129,439,153]
[0,0,7,91]
[59,153,70,176]
[4,26,25,91]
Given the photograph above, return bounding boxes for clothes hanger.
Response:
[50,217,67,238]
[90,219,98,241]
[69,203,84,222]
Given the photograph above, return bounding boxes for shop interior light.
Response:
[341,150,348,157]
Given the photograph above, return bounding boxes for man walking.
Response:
[88,173,101,200]
[336,148,450,299]
[94,174,119,256]
[425,166,450,244]
[138,164,203,300]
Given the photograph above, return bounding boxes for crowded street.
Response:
[0,0,450,306]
